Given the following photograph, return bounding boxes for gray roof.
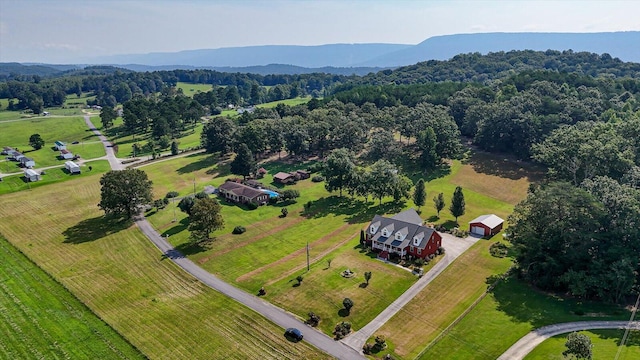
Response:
[469,214,504,229]
[368,212,437,250]
[391,208,423,225]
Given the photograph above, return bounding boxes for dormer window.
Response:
[395,232,403,240]
[370,225,377,234]
[413,237,420,246]
[382,229,389,237]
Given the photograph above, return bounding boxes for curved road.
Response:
[497,321,640,360]
[84,115,363,360]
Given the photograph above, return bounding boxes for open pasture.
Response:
[0,175,328,360]
[0,235,145,359]
[176,82,213,97]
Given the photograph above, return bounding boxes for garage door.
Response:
[471,226,485,235]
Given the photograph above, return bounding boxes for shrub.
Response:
[333,321,352,340]
[162,198,170,205]
[307,162,323,173]
[428,254,435,260]
[165,191,179,199]
[437,246,446,255]
[247,202,258,210]
[232,226,246,234]
[362,343,373,354]
[414,258,425,267]
[268,196,279,205]
[343,298,354,312]
[306,312,321,327]
[195,191,209,199]
[451,227,469,238]
[281,189,300,201]
[281,207,289,217]
[312,175,325,182]
[375,335,387,349]
[489,242,509,258]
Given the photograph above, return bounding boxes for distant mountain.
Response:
[117,63,384,76]
[360,32,640,66]
[0,62,76,77]
[90,44,412,68]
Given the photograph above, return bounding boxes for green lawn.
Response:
[63,92,96,107]
[0,235,145,359]
[421,277,629,359]
[176,82,213,97]
[0,175,329,360]
[0,160,109,195]
[0,110,36,121]
[525,330,640,360]
[0,116,105,168]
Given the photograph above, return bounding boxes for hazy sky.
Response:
[1,0,639,63]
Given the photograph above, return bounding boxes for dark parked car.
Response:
[284,328,303,341]
[72,141,79,144]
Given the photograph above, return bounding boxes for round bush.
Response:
[247,202,258,210]
[165,191,179,199]
[232,226,246,234]
[312,175,325,182]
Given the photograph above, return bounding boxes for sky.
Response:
[1,0,639,63]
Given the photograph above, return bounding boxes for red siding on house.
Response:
[406,232,442,259]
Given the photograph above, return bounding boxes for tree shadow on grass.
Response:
[461,149,545,181]
[491,276,628,329]
[304,195,404,224]
[160,218,188,237]
[161,240,209,261]
[176,154,219,174]
[338,309,350,317]
[63,216,131,244]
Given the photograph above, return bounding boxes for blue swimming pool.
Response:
[261,189,280,198]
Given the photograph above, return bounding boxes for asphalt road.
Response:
[136,219,364,360]
[87,116,363,359]
[342,233,479,350]
[497,321,640,360]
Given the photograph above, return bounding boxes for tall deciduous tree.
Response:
[413,179,426,211]
[188,197,224,243]
[98,169,153,219]
[230,143,255,180]
[449,186,465,222]
[201,117,236,154]
[100,106,117,130]
[433,192,445,217]
[323,148,356,197]
[28,133,44,150]
[417,127,438,169]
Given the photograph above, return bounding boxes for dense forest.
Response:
[3,50,640,302]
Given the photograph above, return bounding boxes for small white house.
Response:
[24,169,41,182]
[19,157,35,168]
[60,149,74,160]
[65,161,81,174]
[54,141,66,150]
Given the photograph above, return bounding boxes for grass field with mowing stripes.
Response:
[0,176,328,359]
[0,235,145,359]
[524,329,640,360]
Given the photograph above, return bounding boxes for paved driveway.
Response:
[497,321,640,360]
[342,233,480,351]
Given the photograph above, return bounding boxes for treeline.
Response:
[358,49,640,85]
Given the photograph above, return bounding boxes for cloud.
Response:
[43,43,80,51]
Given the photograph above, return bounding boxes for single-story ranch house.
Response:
[366,209,442,260]
[469,214,504,236]
[19,157,35,168]
[54,141,66,151]
[218,181,269,206]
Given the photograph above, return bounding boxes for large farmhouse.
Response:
[218,181,269,206]
[365,209,442,260]
[469,214,504,236]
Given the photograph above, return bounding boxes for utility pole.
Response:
[306,240,310,272]
[172,196,176,222]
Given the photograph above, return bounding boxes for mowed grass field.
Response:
[0,115,105,171]
[0,175,328,359]
[0,159,110,195]
[525,330,640,360]
[177,82,213,97]
[0,235,145,359]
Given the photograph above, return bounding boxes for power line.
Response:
[614,292,640,360]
